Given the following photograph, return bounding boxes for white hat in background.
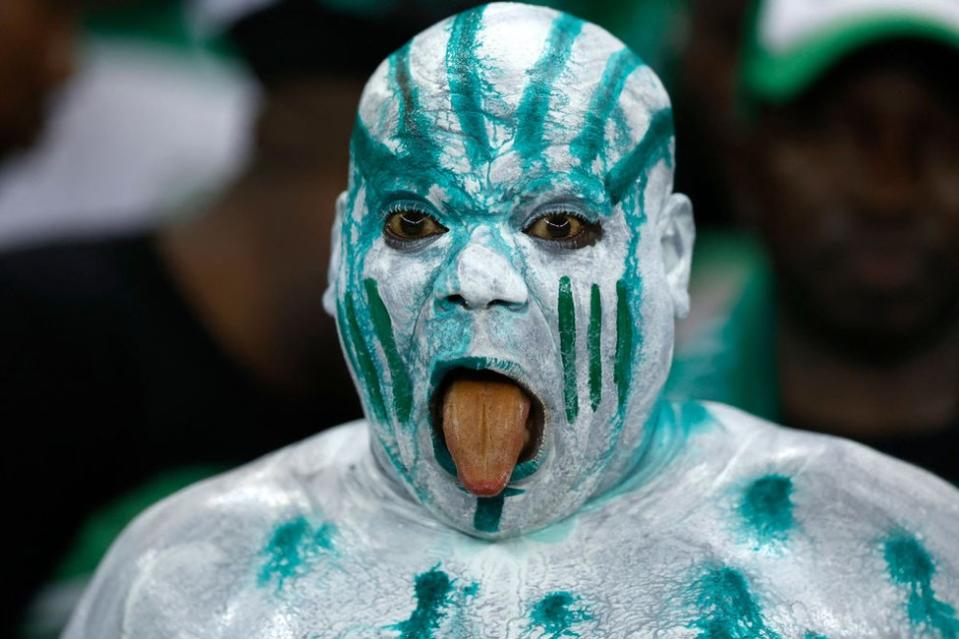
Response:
[742,0,959,103]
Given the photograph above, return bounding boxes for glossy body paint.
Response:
[64,405,959,637]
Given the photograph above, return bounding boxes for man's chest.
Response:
[121,523,911,638]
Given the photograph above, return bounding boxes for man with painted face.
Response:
[64,3,959,637]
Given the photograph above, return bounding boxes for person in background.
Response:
[0,0,83,632]
[0,0,257,252]
[0,0,78,161]
[1,0,405,631]
[669,0,959,485]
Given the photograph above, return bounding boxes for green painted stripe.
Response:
[391,44,419,140]
[257,516,336,590]
[739,474,795,546]
[388,566,456,638]
[514,13,584,168]
[364,278,414,424]
[689,566,781,639]
[614,280,633,410]
[528,591,593,637]
[884,533,959,637]
[350,114,398,183]
[570,48,643,168]
[588,284,602,411]
[473,495,505,533]
[344,296,388,421]
[446,5,492,167]
[431,425,457,477]
[558,276,579,423]
[349,114,467,202]
[335,300,363,390]
[390,43,441,164]
[605,107,673,205]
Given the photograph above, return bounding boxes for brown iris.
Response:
[524,212,600,248]
[385,209,447,243]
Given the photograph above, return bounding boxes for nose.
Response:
[436,236,528,311]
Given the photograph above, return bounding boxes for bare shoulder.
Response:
[658,402,959,636]
[706,402,959,521]
[703,401,959,564]
[61,421,369,637]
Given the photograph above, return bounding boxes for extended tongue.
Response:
[442,377,531,497]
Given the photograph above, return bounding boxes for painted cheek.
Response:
[366,242,449,325]
[557,278,620,424]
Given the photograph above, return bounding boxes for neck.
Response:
[596,397,700,500]
[777,311,959,438]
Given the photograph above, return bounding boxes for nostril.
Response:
[447,294,469,308]
[490,298,527,311]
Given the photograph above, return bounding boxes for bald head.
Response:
[351,2,674,218]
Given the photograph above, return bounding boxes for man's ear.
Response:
[658,192,695,319]
[322,191,347,317]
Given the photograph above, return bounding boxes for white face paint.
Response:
[325,2,694,538]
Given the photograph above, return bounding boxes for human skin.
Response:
[158,76,365,401]
[0,0,77,155]
[742,43,959,435]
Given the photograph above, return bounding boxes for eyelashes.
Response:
[381,201,602,251]
[383,201,448,247]
[523,209,602,249]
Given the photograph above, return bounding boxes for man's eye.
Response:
[385,210,448,242]
[524,213,600,248]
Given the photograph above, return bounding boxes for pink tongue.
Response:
[442,378,531,497]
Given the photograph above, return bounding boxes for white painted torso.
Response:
[63,402,959,638]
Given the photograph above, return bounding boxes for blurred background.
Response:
[1,0,956,635]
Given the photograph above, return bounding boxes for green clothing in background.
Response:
[666,230,781,421]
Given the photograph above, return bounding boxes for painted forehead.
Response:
[350,3,673,213]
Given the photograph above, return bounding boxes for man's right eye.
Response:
[523,210,602,249]
[384,210,448,243]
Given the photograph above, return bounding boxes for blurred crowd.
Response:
[1,0,956,635]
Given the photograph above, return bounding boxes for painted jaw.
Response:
[329,3,680,538]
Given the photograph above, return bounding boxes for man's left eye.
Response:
[524,213,600,248]
[385,210,448,242]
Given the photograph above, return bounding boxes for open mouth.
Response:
[431,368,545,497]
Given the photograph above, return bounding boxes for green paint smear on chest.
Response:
[884,533,959,638]
[364,278,413,424]
[689,566,781,639]
[390,565,474,639]
[739,474,795,546]
[558,276,579,423]
[527,591,593,638]
[257,516,336,591]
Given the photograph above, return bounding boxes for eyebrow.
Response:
[604,107,674,206]
[570,48,644,169]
